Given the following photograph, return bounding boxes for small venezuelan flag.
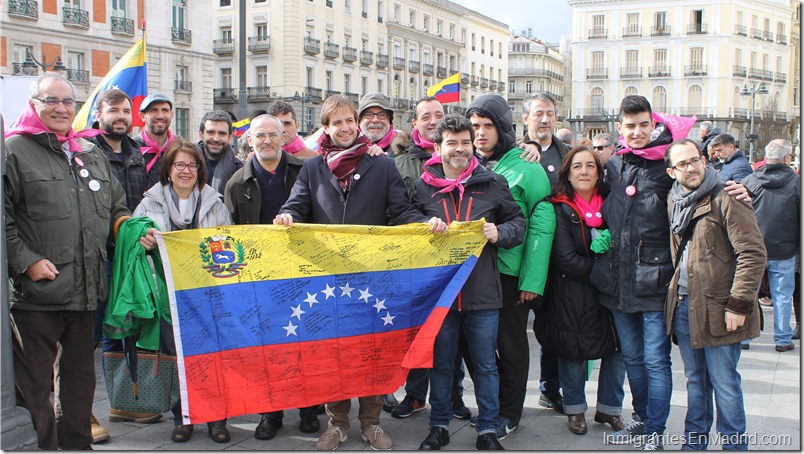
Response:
[427,72,461,104]
[233,118,250,137]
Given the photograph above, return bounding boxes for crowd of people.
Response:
[4,72,799,451]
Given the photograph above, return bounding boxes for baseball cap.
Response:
[139,93,173,112]
[358,92,392,119]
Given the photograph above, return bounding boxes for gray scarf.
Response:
[208,145,238,196]
[669,168,719,235]
[162,184,201,231]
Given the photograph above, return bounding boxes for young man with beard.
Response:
[466,94,555,440]
[414,114,525,451]
[664,139,765,450]
[358,92,397,154]
[136,93,176,187]
[198,110,243,196]
[274,94,447,451]
[266,101,319,159]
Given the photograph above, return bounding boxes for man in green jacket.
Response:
[5,73,130,450]
[465,94,555,440]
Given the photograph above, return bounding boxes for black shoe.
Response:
[299,413,320,433]
[476,433,505,450]
[391,394,427,418]
[316,404,326,415]
[775,343,795,352]
[208,423,231,443]
[171,424,194,443]
[793,324,801,340]
[538,394,564,414]
[382,393,400,412]
[452,396,472,420]
[419,427,450,450]
[255,416,282,440]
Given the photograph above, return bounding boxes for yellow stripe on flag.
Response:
[427,72,461,97]
[233,118,250,128]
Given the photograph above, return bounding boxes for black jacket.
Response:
[224,152,304,225]
[413,164,525,311]
[280,153,430,226]
[521,133,571,188]
[589,152,675,313]
[89,133,148,212]
[742,164,800,260]
[535,200,618,360]
[699,126,722,157]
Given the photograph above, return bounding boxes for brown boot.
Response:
[90,414,110,444]
[567,414,587,434]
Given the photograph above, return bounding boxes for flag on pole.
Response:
[155,221,487,424]
[426,72,461,104]
[72,37,147,131]
[232,118,250,137]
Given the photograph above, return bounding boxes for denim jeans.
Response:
[404,356,466,402]
[611,309,672,436]
[558,351,625,416]
[767,257,796,346]
[429,309,499,434]
[673,298,747,450]
[539,347,561,397]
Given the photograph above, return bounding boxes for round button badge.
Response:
[625,185,636,197]
[547,165,555,173]
[88,180,101,192]
[79,169,90,178]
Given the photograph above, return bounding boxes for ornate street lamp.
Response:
[740,82,769,163]
[21,50,66,76]
[293,91,314,136]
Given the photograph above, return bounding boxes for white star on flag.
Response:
[291,304,305,320]
[381,312,396,326]
[373,298,387,313]
[340,283,354,297]
[304,292,319,308]
[284,320,298,336]
[359,287,373,303]
[322,283,336,299]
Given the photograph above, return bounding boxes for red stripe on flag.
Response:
[434,91,460,104]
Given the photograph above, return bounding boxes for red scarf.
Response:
[573,191,604,228]
[373,128,397,150]
[420,152,479,201]
[283,135,307,154]
[319,132,370,192]
[412,128,434,151]
[4,102,102,152]
[140,129,176,173]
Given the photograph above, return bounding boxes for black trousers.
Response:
[496,273,532,425]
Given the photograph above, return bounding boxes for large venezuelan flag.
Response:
[427,72,461,104]
[155,222,486,424]
[72,37,147,131]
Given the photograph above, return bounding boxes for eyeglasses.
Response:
[33,97,75,108]
[362,111,389,120]
[671,156,704,171]
[592,145,611,151]
[249,132,281,141]
[173,161,200,172]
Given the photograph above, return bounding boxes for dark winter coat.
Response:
[521,133,571,187]
[741,164,801,260]
[89,133,149,211]
[224,152,304,224]
[717,149,753,183]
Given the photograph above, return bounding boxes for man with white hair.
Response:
[592,132,616,165]
[698,121,721,162]
[741,139,800,352]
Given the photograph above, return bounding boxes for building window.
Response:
[172,0,187,30]
[393,3,400,22]
[690,47,704,69]
[436,19,443,37]
[688,85,702,109]
[409,9,416,28]
[592,15,605,34]
[525,80,533,93]
[175,108,188,138]
[344,73,351,92]
[393,74,400,97]
[256,65,268,86]
[625,50,639,68]
[409,77,416,99]
[590,87,604,111]
[509,81,515,93]
[256,24,268,39]
[626,13,639,34]
[624,86,638,97]
[221,27,232,41]
[592,51,604,69]
[362,76,368,95]
[652,86,667,112]
[362,0,368,17]
[112,0,127,17]
[735,48,742,66]
[67,51,84,71]
[221,67,232,88]
[449,24,455,40]
[176,65,188,82]
[306,67,314,87]
[377,78,383,93]
[345,0,351,13]
[423,15,429,32]
[326,71,333,91]
[220,0,231,6]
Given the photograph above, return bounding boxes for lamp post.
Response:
[21,50,66,76]
[740,82,769,163]
[293,91,314,136]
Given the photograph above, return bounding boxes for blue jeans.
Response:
[539,347,561,397]
[611,309,672,436]
[558,351,625,416]
[768,257,796,346]
[429,309,499,434]
[673,298,747,450]
[404,357,465,401]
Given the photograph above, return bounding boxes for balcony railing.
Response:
[391,98,409,109]
[213,38,234,55]
[749,68,763,79]
[246,86,270,100]
[620,67,642,78]
[763,30,774,41]
[778,34,787,45]
[324,42,339,58]
[732,108,748,119]
[734,24,747,36]
[376,54,389,68]
[623,26,641,38]
[66,69,89,84]
[304,37,320,54]
[480,77,489,88]
[172,27,192,44]
[174,80,192,92]
[406,60,420,73]
[762,69,774,81]
[651,25,670,36]
[213,88,237,102]
[684,65,708,76]
[344,92,359,103]
[63,6,89,27]
[497,80,505,92]
[343,46,357,62]
[360,50,373,65]
[648,65,671,77]
[393,57,405,70]
[9,0,38,18]
[325,90,340,99]
[586,68,608,79]
[588,28,607,39]
[248,36,270,52]
[305,87,323,100]
[775,72,787,83]
[507,68,564,81]
[471,76,479,86]
[751,28,762,39]
[111,16,134,34]
[679,107,712,117]
[733,65,747,77]
[437,66,447,78]
[461,73,470,84]
[423,63,433,76]
[686,23,707,35]
[579,108,612,120]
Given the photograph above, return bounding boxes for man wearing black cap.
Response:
[135,93,176,186]
[358,92,398,154]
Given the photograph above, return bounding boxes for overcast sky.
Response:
[453,0,573,43]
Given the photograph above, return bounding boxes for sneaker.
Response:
[469,416,477,427]
[538,394,564,414]
[607,414,644,445]
[382,393,399,413]
[90,414,110,444]
[793,324,801,340]
[494,417,517,441]
[390,394,426,418]
[641,434,664,450]
[361,424,392,450]
[316,425,347,451]
[775,343,795,352]
[451,396,472,419]
[108,407,163,423]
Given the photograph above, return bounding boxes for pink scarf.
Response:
[319,132,370,192]
[573,191,604,228]
[412,128,434,151]
[373,128,398,150]
[283,135,307,154]
[140,129,176,172]
[420,152,479,201]
[4,102,101,152]
[616,112,696,161]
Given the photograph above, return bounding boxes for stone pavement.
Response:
[91,306,801,451]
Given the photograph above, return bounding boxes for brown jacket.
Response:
[664,183,767,348]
